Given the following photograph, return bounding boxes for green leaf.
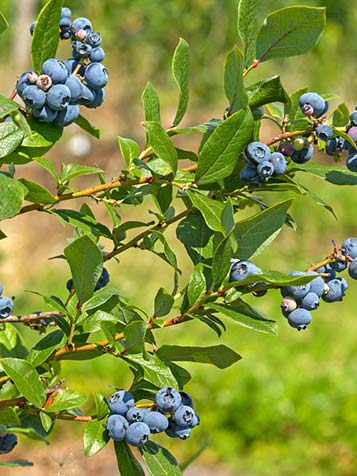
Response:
[84,419,109,457]
[1,358,46,407]
[256,6,326,63]
[154,288,174,318]
[46,389,87,412]
[93,393,108,421]
[33,156,59,181]
[187,265,206,306]
[196,109,254,185]
[293,163,357,186]
[118,136,140,167]
[233,199,293,259]
[247,75,289,109]
[82,287,122,312]
[114,441,145,476]
[142,82,161,123]
[0,408,20,426]
[332,103,350,127]
[0,10,9,35]
[210,302,277,335]
[187,190,224,232]
[20,117,62,151]
[50,209,113,240]
[0,460,33,468]
[60,163,103,184]
[75,114,100,138]
[222,199,235,235]
[0,324,27,359]
[224,46,248,115]
[143,121,178,174]
[176,212,214,264]
[124,321,147,354]
[0,122,24,158]
[64,235,103,304]
[141,441,183,476]
[157,344,241,369]
[123,353,178,388]
[238,0,257,67]
[172,38,189,127]
[27,330,65,367]
[19,178,55,204]
[212,235,232,288]
[0,174,25,220]
[31,0,63,73]
[0,95,20,119]
[168,119,221,136]
[39,412,53,432]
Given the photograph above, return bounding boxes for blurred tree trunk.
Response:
[12,0,36,72]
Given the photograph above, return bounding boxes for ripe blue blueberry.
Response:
[299,92,328,117]
[84,62,109,90]
[16,72,33,96]
[106,414,128,441]
[316,124,333,141]
[173,405,198,428]
[60,29,72,40]
[240,164,258,183]
[325,137,344,156]
[42,59,69,84]
[55,105,80,127]
[0,433,17,454]
[73,41,93,59]
[78,84,96,105]
[179,391,194,408]
[59,17,71,29]
[282,271,311,299]
[230,260,262,282]
[269,152,287,175]
[287,308,312,330]
[291,144,314,163]
[33,105,58,123]
[90,47,105,63]
[126,407,144,423]
[47,84,71,111]
[346,152,357,172]
[165,420,191,439]
[72,17,93,32]
[322,279,344,302]
[350,111,357,126]
[85,88,105,109]
[95,267,110,290]
[348,258,357,279]
[22,85,46,110]
[300,292,320,311]
[143,410,169,433]
[108,390,135,415]
[342,237,357,258]
[307,273,326,297]
[155,387,182,413]
[0,296,14,318]
[65,58,83,75]
[65,76,83,102]
[125,422,150,446]
[61,7,72,18]
[257,160,275,179]
[329,255,348,273]
[245,141,271,165]
[0,283,3,295]
[87,32,102,48]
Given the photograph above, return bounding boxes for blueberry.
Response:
[230,260,262,282]
[257,160,274,179]
[278,142,295,157]
[0,296,14,318]
[329,255,348,272]
[125,422,150,446]
[16,72,34,96]
[42,59,69,84]
[299,92,328,118]
[0,283,3,295]
[336,276,348,292]
[316,124,333,141]
[0,433,17,454]
[126,407,144,423]
[60,29,72,40]
[280,296,298,317]
[350,110,357,126]
[78,84,96,105]
[155,387,182,413]
[282,271,311,299]
[307,273,325,297]
[244,141,271,165]
[316,264,336,281]
[326,137,344,156]
[47,84,71,111]
[61,7,72,18]
[29,21,36,36]
[341,237,357,258]
[59,17,71,29]
[33,104,58,123]
[143,410,169,433]
[173,405,198,428]
[179,391,194,408]
[347,126,357,142]
[90,47,105,63]
[240,164,258,183]
[108,390,135,415]
[84,62,109,90]
[291,145,314,163]
[269,152,287,175]
[165,420,191,439]
[348,258,357,279]
[346,152,357,172]
[106,414,128,441]
[65,76,83,102]
[73,41,93,59]
[287,308,312,330]
[36,74,52,91]
[72,17,93,33]
[95,267,110,290]
[300,292,320,311]
[66,279,74,291]
[65,58,82,75]
[85,88,105,109]
[322,279,344,302]
[22,85,46,110]
[87,32,102,48]
[55,104,80,127]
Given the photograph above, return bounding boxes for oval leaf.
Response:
[0,174,25,221]
[83,419,109,457]
[172,38,189,126]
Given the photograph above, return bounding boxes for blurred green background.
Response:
[0,1,357,475]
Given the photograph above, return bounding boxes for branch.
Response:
[1,311,64,323]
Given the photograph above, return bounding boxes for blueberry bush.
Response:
[0,0,356,473]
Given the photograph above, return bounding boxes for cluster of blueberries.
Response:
[106,387,200,447]
[0,283,14,318]
[66,267,110,292]
[0,425,17,454]
[16,7,108,127]
[230,237,357,331]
